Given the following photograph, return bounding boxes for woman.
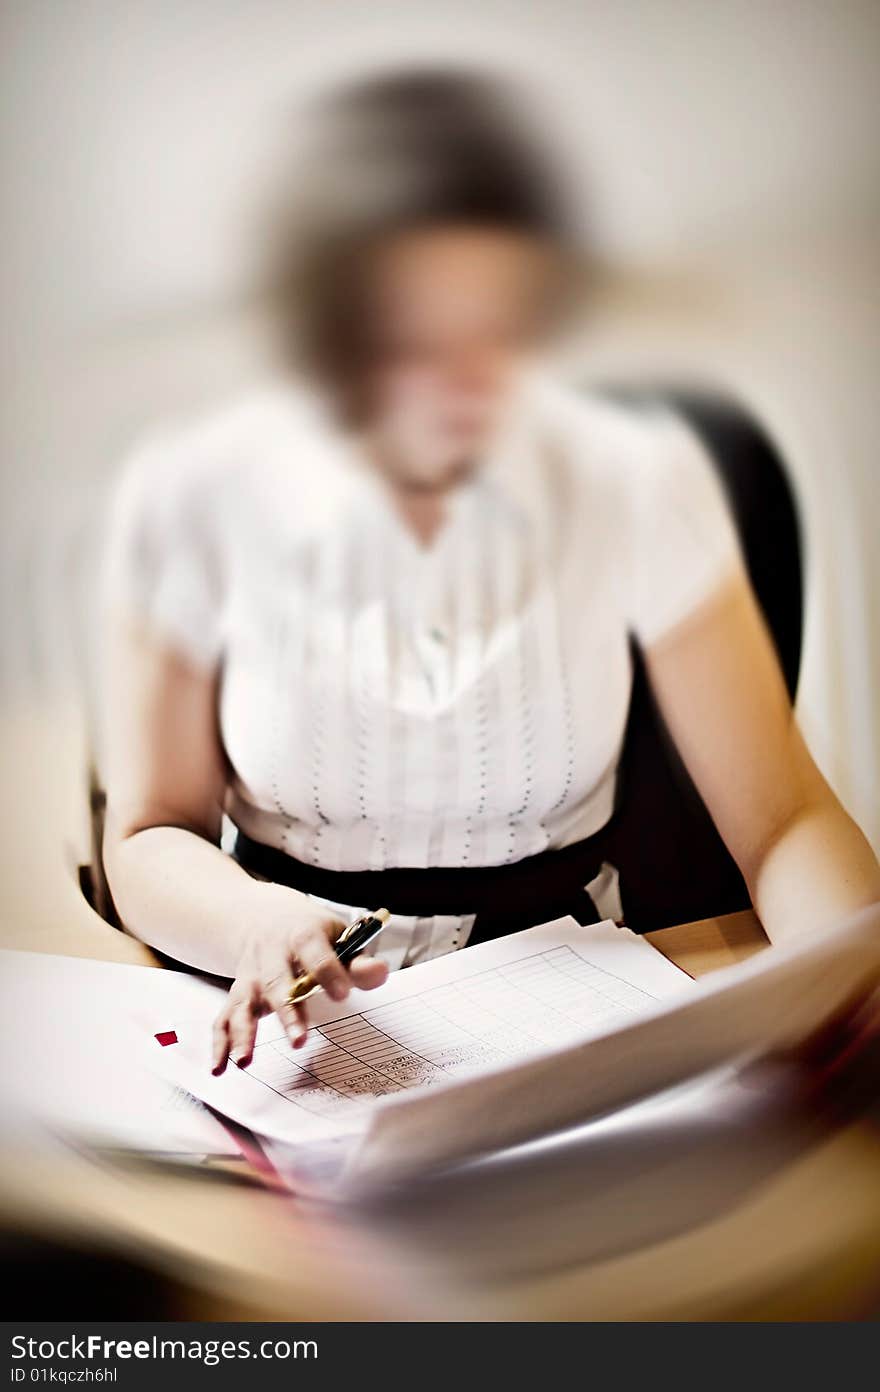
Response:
[102,69,880,1075]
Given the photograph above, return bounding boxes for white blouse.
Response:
[104,373,741,968]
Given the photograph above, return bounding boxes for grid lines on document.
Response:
[245,944,658,1118]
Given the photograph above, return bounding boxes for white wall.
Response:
[1,0,878,845]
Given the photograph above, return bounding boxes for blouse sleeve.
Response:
[628,410,743,647]
[102,431,226,669]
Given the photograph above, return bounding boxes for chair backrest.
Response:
[601,386,803,933]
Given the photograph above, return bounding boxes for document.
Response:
[140,918,690,1183]
[0,950,233,1154]
[142,905,880,1192]
[246,928,685,1101]
[7,903,877,1192]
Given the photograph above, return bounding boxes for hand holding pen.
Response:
[211,901,390,1074]
[286,908,390,1005]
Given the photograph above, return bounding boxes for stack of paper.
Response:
[139,918,690,1189]
[136,905,880,1193]
[0,951,232,1155]
[4,905,879,1198]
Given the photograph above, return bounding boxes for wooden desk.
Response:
[646,909,769,976]
[2,697,879,1320]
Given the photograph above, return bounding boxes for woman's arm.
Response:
[104,620,267,975]
[103,620,387,1065]
[644,572,880,946]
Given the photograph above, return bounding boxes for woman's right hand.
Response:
[211,885,389,1073]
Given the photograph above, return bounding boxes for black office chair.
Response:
[83,386,802,939]
[600,386,802,933]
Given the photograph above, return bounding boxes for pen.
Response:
[285,908,390,1006]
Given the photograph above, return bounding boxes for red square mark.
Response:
[155,1030,178,1047]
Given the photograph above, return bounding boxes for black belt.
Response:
[232,828,607,943]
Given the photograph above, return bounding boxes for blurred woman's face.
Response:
[359,226,556,490]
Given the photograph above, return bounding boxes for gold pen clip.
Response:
[285,909,389,1007]
[336,918,361,946]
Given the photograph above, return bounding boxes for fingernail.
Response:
[211,1063,225,1076]
[233,1053,250,1068]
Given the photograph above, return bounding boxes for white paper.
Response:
[0,950,232,1154]
[143,918,691,1172]
[346,902,880,1188]
[12,903,877,1193]
[143,904,880,1193]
